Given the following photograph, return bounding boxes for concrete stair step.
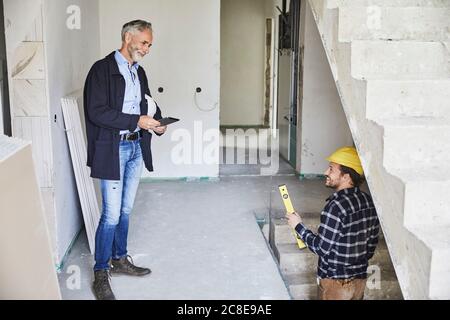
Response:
[276,243,319,274]
[366,80,450,121]
[408,225,450,299]
[286,270,403,300]
[387,168,450,227]
[382,118,450,170]
[389,166,450,182]
[270,210,322,220]
[365,280,404,300]
[276,240,393,275]
[289,284,318,300]
[365,268,404,300]
[289,283,403,300]
[310,0,443,299]
[270,216,319,246]
[284,272,318,300]
[284,272,318,287]
[351,40,450,80]
[271,214,385,247]
[327,0,450,9]
[339,7,450,42]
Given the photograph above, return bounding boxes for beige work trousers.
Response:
[317,278,367,300]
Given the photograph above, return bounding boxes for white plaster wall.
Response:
[99,0,220,178]
[43,0,100,262]
[299,1,353,175]
[220,0,266,126]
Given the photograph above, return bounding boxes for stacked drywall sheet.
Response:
[0,135,61,299]
[61,96,100,254]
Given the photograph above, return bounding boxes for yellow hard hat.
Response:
[326,147,364,176]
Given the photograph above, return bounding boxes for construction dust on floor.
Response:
[57,175,330,300]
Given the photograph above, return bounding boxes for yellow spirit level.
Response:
[278,184,307,250]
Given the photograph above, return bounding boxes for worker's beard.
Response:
[128,46,145,63]
[325,176,340,190]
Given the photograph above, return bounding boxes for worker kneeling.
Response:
[286,147,380,300]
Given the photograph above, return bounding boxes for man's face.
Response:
[324,162,345,190]
[126,29,153,63]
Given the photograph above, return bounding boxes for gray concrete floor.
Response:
[58,158,331,300]
[219,150,296,176]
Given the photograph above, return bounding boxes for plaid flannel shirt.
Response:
[295,187,380,279]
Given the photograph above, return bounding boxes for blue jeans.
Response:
[94,140,143,271]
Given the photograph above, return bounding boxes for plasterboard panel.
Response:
[12,80,47,117]
[12,116,53,188]
[0,134,28,160]
[24,3,43,42]
[0,136,61,299]
[11,42,45,80]
[61,96,100,254]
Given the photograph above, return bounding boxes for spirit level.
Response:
[278,184,307,250]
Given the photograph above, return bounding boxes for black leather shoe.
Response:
[111,255,151,276]
[92,270,116,300]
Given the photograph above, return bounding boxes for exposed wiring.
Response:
[193,91,218,112]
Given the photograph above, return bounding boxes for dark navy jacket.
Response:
[83,51,162,180]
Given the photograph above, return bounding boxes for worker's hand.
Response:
[153,125,167,135]
[286,211,302,229]
[138,115,161,131]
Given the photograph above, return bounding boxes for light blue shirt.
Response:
[115,50,141,134]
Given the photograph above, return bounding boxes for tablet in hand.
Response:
[157,117,180,127]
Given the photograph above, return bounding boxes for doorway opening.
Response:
[219,0,286,177]
[220,0,271,130]
[276,0,301,170]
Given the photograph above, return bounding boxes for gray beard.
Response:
[131,51,144,62]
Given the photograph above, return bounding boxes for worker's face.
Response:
[324,162,346,190]
[125,29,153,62]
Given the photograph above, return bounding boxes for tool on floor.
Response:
[278,184,307,250]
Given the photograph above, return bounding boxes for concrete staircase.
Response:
[268,212,403,300]
[306,0,450,299]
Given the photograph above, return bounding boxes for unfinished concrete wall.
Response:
[3,0,57,260]
[308,0,450,299]
[220,0,266,126]
[3,0,100,266]
[99,0,220,178]
[298,1,353,175]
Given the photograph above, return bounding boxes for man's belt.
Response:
[120,131,142,141]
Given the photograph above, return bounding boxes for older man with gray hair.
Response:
[83,19,167,300]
